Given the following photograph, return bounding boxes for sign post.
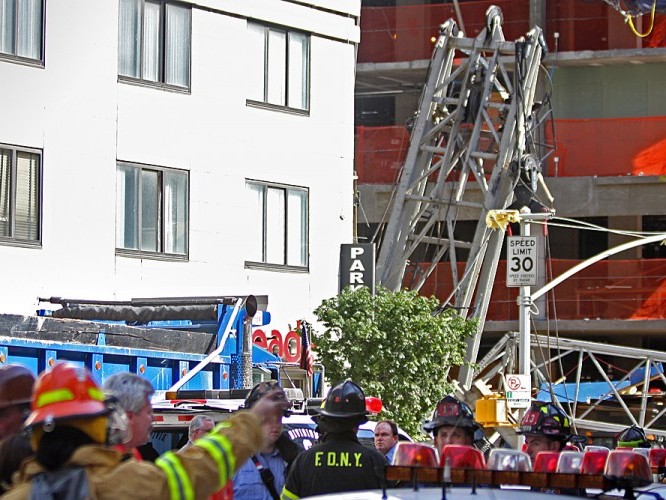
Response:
[508,211,553,378]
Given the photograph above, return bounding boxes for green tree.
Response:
[313,286,476,438]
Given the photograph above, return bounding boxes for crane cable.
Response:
[606,0,658,37]
[627,0,657,37]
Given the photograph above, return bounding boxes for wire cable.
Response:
[627,0,657,37]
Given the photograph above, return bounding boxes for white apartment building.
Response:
[0,0,360,335]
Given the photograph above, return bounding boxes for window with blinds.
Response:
[118,0,191,89]
[0,145,41,244]
[0,0,43,63]
[116,162,188,258]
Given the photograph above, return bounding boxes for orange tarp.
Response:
[355,126,410,184]
[545,117,666,177]
[407,258,666,321]
[358,1,666,65]
[356,117,666,183]
[359,0,530,64]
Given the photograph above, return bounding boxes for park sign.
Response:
[339,243,375,294]
[506,236,538,287]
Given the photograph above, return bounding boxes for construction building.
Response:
[355,0,666,361]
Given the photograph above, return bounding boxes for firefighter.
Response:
[616,425,651,449]
[0,364,35,440]
[423,396,481,456]
[518,401,572,462]
[280,380,387,499]
[2,362,290,500]
[0,364,36,494]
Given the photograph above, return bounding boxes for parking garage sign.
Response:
[339,244,375,294]
[507,236,538,287]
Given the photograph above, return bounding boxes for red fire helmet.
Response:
[24,362,109,428]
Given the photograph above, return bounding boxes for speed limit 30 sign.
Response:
[507,236,537,287]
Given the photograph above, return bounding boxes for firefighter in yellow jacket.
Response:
[2,362,290,500]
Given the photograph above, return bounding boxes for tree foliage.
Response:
[313,286,476,438]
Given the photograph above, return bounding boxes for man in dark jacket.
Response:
[0,365,34,441]
[281,380,387,499]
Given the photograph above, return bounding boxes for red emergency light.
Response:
[605,450,651,481]
[365,396,383,414]
[584,445,610,453]
[439,445,486,470]
[532,451,560,473]
[580,450,609,475]
[392,443,439,467]
[649,448,666,467]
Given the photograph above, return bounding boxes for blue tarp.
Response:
[630,362,664,385]
[536,380,631,404]
[617,1,666,15]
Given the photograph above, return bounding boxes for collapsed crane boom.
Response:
[374,6,552,383]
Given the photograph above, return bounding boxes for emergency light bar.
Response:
[385,445,655,492]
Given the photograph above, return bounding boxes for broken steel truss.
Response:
[474,332,666,437]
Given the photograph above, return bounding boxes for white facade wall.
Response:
[0,0,360,333]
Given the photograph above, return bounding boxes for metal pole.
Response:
[515,211,553,377]
[451,0,466,34]
[517,210,532,377]
[241,316,253,389]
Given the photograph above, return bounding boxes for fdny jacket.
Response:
[280,432,387,499]
[2,412,264,500]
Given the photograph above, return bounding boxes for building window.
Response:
[246,180,308,269]
[116,162,188,257]
[118,0,191,89]
[0,0,43,62]
[247,22,310,111]
[0,144,41,244]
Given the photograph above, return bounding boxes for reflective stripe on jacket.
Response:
[281,434,387,499]
[3,412,263,500]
